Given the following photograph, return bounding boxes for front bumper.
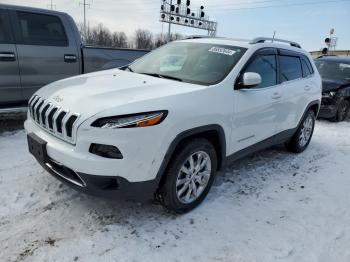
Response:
[27,132,158,201]
[318,94,339,119]
[25,117,170,201]
[319,105,337,119]
[37,154,158,201]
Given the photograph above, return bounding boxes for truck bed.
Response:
[82,46,149,73]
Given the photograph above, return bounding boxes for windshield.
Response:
[315,60,350,83]
[129,42,247,85]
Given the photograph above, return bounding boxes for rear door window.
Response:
[301,56,314,77]
[0,9,12,44]
[16,11,68,46]
[279,55,302,82]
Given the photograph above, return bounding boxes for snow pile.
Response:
[0,121,350,262]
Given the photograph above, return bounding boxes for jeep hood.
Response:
[35,69,203,118]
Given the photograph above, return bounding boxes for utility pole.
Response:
[79,0,91,42]
[167,0,172,42]
[48,0,56,10]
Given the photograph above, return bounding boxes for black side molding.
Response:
[224,99,321,167]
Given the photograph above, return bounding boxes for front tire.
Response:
[335,100,349,122]
[158,138,218,213]
[286,110,315,153]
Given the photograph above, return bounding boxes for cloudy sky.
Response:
[1,0,350,51]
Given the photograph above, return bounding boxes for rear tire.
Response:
[335,100,349,122]
[158,138,217,213]
[286,110,315,153]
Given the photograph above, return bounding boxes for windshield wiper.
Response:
[140,73,183,82]
[125,66,134,72]
[120,65,134,72]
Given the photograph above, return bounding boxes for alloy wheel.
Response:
[175,151,212,204]
[299,114,314,147]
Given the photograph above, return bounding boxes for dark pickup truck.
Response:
[0,4,148,109]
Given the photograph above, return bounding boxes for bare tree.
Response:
[154,33,167,48]
[134,29,154,50]
[112,32,128,48]
[154,32,184,48]
[85,24,95,45]
[76,22,184,50]
[170,32,184,41]
[92,23,112,47]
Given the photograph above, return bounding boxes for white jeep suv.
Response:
[25,37,321,213]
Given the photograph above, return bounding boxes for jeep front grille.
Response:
[28,95,80,144]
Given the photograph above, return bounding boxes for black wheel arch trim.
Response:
[154,124,227,188]
[301,99,321,124]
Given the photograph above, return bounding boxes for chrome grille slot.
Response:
[65,115,78,138]
[40,103,51,126]
[28,95,80,144]
[30,97,40,119]
[35,100,44,123]
[56,111,67,133]
[48,107,58,130]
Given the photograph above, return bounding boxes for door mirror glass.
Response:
[242,72,262,87]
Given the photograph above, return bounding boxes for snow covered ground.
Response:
[0,120,350,262]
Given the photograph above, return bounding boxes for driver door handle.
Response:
[64,54,77,63]
[271,92,281,100]
[0,52,16,62]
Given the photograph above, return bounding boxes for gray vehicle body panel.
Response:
[0,8,21,104]
[82,46,148,73]
[0,4,148,106]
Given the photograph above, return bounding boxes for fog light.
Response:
[89,144,123,159]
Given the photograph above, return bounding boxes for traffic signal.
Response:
[187,8,190,15]
[186,0,190,6]
[201,11,205,17]
[322,48,328,55]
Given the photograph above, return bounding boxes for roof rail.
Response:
[250,37,301,48]
[186,35,213,39]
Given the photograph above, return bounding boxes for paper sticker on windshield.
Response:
[208,47,236,56]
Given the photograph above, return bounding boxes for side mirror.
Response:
[242,72,262,88]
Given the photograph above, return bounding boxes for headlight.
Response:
[329,91,336,97]
[91,111,168,129]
